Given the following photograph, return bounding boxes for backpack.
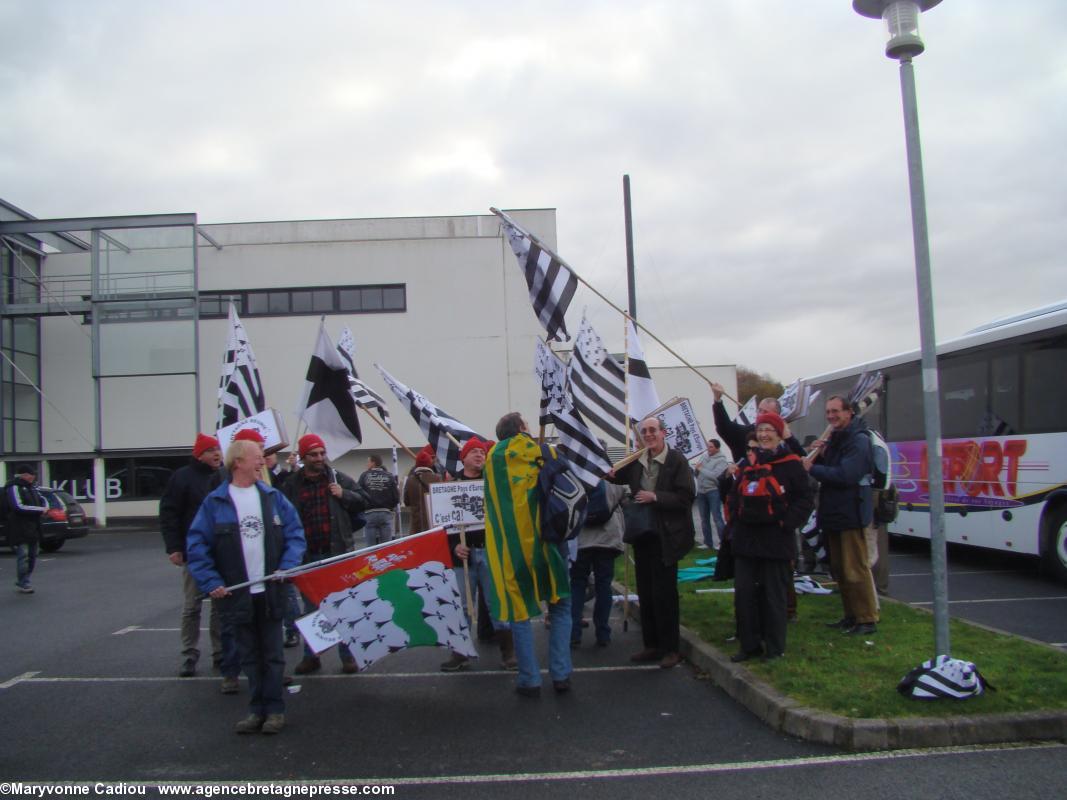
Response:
[873,485,899,524]
[736,454,800,526]
[536,445,588,544]
[863,429,893,491]
[584,481,612,527]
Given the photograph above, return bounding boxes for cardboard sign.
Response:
[644,397,707,462]
[217,408,289,455]
[427,480,485,531]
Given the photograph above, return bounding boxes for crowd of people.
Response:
[4,387,883,735]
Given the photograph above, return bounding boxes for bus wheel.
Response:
[1043,507,1067,584]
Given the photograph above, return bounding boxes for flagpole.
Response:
[623,318,634,456]
[458,524,477,630]
[491,207,721,394]
[358,403,419,460]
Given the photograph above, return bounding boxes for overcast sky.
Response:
[2,1,1064,386]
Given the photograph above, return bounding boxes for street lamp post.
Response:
[853,0,950,656]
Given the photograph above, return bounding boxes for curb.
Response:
[679,623,1067,751]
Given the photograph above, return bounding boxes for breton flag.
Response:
[535,340,610,489]
[736,395,759,427]
[291,528,476,672]
[217,303,266,429]
[296,321,362,459]
[567,315,628,444]
[496,209,578,343]
[375,364,484,474]
[337,326,392,428]
[849,371,884,409]
[626,319,660,422]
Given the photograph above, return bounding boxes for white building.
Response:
[0,200,736,522]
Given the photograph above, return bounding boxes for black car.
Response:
[1,487,90,552]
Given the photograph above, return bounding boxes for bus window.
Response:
[987,349,1019,435]
[1020,335,1067,433]
[939,353,988,439]
[885,363,922,442]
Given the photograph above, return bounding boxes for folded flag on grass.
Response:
[291,528,476,670]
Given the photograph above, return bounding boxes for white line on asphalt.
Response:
[0,664,660,687]
[356,742,1066,785]
[891,570,1022,577]
[111,627,209,634]
[911,596,1067,605]
[0,671,40,689]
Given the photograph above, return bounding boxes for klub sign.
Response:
[892,437,1037,509]
[48,478,124,501]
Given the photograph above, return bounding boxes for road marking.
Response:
[111,626,210,634]
[0,664,659,687]
[356,742,1065,785]
[0,671,40,689]
[911,596,1067,605]
[891,570,1023,578]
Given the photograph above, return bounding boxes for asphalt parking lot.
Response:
[1,528,1064,798]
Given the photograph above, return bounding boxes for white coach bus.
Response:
[791,302,1067,583]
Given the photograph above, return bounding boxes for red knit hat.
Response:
[298,433,327,458]
[415,444,435,468]
[459,437,489,462]
[755,412,786,438]
[193,433,221,458]
[232,428,265,444]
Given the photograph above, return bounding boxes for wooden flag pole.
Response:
[458,523,477,629]
[357,404,419,461]
[490,207,732,402]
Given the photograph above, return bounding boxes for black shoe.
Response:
[283,630,300,648]
[845,622,877,636]
[178,658,196,678]
[730,650,761,663]
[515,684,541,698]
[552,678,571,693]
[825,617,855,630]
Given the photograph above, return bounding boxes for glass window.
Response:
[268,292,289,313]
[290,290,332,313]
[105,455,188,500]
[13,350,37,384]
[338,289,362,311]
[98,318,195,376]
[14,419,39,452]
[939,353,988,439]
[885,363,923,442]
[199,296,222,317]
[13,383,37,418]
[13,319,38,354]
[987,350,1019,435]
[47,459,94,498]
[383,286,405,310]
[361,288,383,311]
[1020,335,1067,433]
[246,293,270,314]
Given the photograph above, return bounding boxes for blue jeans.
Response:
[454,547,509,633]
[219,619,241,679]
[15,541,38,588]
[363,510,394,548]
[511,596,572,689]
[283,583,301,637]
[237,594,286,716]
[697,488,726,548]
[569,547,618,645]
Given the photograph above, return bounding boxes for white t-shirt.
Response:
[229,483,266,594]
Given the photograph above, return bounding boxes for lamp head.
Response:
[853,0,942,60]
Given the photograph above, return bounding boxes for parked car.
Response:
[1,487,90,552]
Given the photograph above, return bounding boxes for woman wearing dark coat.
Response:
[729,413,814,662]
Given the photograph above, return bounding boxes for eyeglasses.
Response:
[638,428,660,435]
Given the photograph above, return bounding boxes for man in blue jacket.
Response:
[187,438,306,735]
[804,396,879,635]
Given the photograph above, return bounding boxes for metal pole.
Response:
[623,175,637,320]
[899,56,950,656]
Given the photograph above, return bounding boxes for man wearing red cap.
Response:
[278,432,369,675]
[159,433,239,684]
[402,444,441,535]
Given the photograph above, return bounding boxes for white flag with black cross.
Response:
[296,321,363,459]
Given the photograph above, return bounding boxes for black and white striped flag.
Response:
[217,303,266,429]
[297,321,362,459]
[626,319,660,422]
[534,339,569,429]
[375,364,484,474]
[568,316,628,444]
[337,326,391,428]
[496,210,578,343]
[736,395,759,427]
[848,371,884,407]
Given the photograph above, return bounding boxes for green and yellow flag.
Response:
[484,433,570,622]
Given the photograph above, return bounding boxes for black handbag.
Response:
[622,501,657,544]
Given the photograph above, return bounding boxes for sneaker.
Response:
[293,656,321,675]
[845,622,877,636]
[15,584,34,594]
[220,677,240,694]
[283,630,300,648]
[341,660,358,675]
[260,713,285,735]
[439,653,470,673]
[178,658,196,678]
[234,714,264,734]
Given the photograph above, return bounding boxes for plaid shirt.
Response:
[297,473,333,555]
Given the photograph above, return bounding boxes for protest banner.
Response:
[427,479,485,531]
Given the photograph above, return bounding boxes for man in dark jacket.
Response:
[279,432,368,675]
[5,463,48,593]
[159,433,239,681]
[609,417,695,669]
[804,396,879,635]
[357,454,399,547]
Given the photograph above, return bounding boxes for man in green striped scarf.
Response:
[483,412,573,698]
